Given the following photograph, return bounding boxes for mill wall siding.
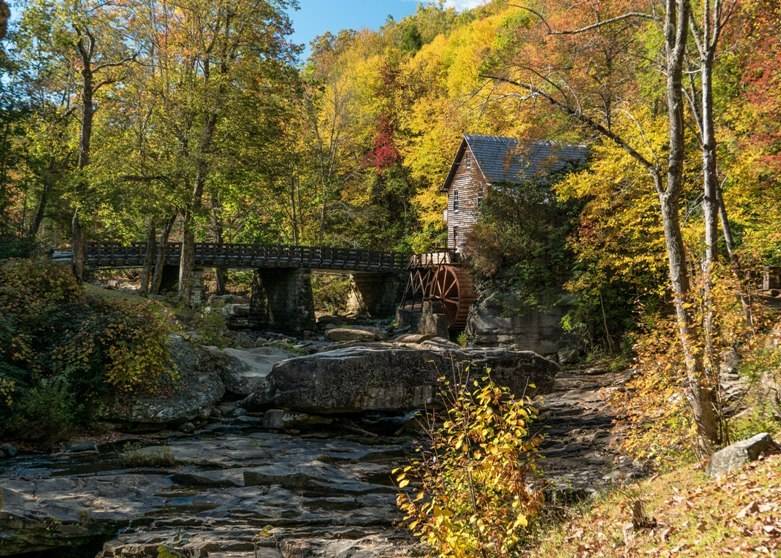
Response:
[447,149,487,251]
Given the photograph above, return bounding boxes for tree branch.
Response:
[481,73,658,174]
[510,4,657,35]
[94,53,138,74]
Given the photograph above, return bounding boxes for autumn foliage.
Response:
[0,259,174,440]
[395,373,542,557]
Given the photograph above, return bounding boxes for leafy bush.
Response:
[464,181,578,311]
[89,298,175,393]
[0,257,84,314]
[4,378,77,441]
[188,301,231,348]
[0,237,38,260]
[0,259,174,441]
[395,372,542,557]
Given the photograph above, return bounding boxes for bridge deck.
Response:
[61,242,410,273]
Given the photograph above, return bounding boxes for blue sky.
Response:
[289,0,417,56]
[288,0,488,59]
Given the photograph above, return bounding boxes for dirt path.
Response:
[536,363,644,500]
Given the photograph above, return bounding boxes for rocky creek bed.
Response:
[0,415,418,557]
[0,333,570,557]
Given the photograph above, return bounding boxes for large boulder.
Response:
[98,335,226,427]
[244,344,557,414]
[466,292,568,355]
[708,433,780,477]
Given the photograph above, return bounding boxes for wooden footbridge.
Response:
[55,242,409,273]
[55,242,477,333]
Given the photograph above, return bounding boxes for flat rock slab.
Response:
[245,344,558,414]
[0,422,417,557]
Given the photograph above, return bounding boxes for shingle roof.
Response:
[441,135,588,191]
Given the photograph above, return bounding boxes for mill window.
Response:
[453,190,460,212]
[453,226,459,249]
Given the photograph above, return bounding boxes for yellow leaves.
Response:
[512,513,528,529]
[394,371,543,557]
[0,378,16,408]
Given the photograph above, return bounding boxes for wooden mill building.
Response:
[441,135,589,252]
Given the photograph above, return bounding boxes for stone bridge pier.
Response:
[251,268,316,333]
[249,270,402,333]
[349,272,402,318]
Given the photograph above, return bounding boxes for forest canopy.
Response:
[1,0,780,358]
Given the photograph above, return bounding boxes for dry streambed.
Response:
[0,337,558,557]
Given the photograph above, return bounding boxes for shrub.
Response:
[95,298,175,392]
[0,259,175,440]
[464,182,578,311]
[0,237,38,260]
[4,378,76,441]
[0,258,84,313]
[189,301,231,348]
[395,372,542,557]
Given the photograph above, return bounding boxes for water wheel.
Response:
[430,265,477,330]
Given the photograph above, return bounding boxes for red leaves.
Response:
[366,115,401,170]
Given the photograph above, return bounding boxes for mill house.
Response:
[441,134,589,252]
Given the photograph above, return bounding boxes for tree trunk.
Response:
[209,190,226,295]
[71,211,86,281]
[659,187,720,455]
[28,170,54,239]
[72,29,95,282]
[700,47,720,402]
[151,214,176,294]
[178,112,218,303]
[663,0,720,455]
[179,210,196,302]
[140,220,156,294]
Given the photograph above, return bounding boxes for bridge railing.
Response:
[408,249,460,269]
[84,241,409,272]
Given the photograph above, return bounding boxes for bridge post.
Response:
[349,273,402,318]
[256,268,315,333]
[190,268,205,306]
[250,271,269,326]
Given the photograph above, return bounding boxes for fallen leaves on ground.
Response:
[529,453,781,557]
